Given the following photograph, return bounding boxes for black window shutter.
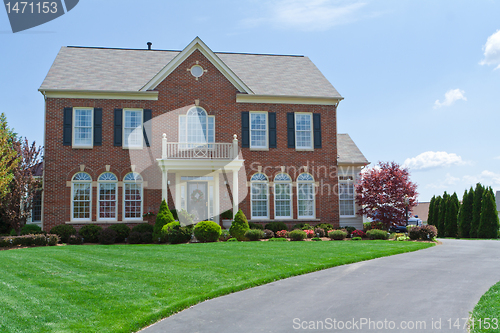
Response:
[241,111,249,148]
[268,112,277,148]
[143,109,152,147]
[287,112,295,148]
[93,108,102,146]
[114,109,123,147]
[313,113,322,149]
[63,107,72,146]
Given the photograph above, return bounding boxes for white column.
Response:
[232,134,238,159]
[232,169,239,218]
[162,133,168,159]
[161,165,168,201]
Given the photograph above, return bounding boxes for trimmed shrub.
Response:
[131,223,154,234]
[67,234,83,245]
[248,222,264,230]
[229,209,250,241]
[304,230,315,238]
[20,224,43,235]
[268,237,288,242]
[316,223,334,232]
[194,221,221,243]
[50,224,76,243]
[160,221,181,243]
[343,226,356,237]
[352,237,362,241]
[245,229,264,241]
[141,232,153,244]
[99,228,117,245]
[265,221,288,233]
[351,230,366,238]
[289,229,307,241]
[275,230,289,238]
[219,229,231,241]
[47,234,59,246]
[107,224,130,243]
[79,225,102,243]
[328,230,347,240]
[153,199,175,239]
[409,225,438,241]
[311,237,322,241]
[170,209,179,221]
[128,231,142,244]
[165,225,192,244]
[366,229,388,240]
[227,238,238,242]
[292,223,312,230]
[263,229,274,239]
[314,228,325,237]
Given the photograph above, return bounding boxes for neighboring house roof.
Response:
[337,134,369,165]
[39,38,342,99]
[411,202,429,222]
[30,162,43,177]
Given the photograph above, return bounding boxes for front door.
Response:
[187,182,208,222]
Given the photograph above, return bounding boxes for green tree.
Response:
[427,196,436,226]
[445,192,459,238]
[477,188,500,239]
[229,209,250,241]
[433,196,442,235]
[0,113,19,200]
[470,183,484,238]
[458,187,474,238]
[437,192,448,237]
[153,199,175,238]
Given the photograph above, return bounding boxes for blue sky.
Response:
[1,0,499,202]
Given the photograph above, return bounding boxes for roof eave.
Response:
[39,89,159,101]
[236,94,343,106]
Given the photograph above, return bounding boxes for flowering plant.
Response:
[276,230,289,238]
[351,230,366,238]
[304,229,315,238]
[143,211,156,218]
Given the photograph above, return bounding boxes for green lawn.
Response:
[0,241,433,333]
[470,280,500,333]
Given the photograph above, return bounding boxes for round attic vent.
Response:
[190,65,204,78]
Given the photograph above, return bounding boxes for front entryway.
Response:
[187,182,208,221]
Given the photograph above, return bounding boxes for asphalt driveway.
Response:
[140,239,500,332]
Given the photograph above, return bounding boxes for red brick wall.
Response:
[42,49,339,231]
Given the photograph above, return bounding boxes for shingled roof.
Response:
[39,42,342,99]
[337,134,369,165]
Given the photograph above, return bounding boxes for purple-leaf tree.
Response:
[355,161,418,227]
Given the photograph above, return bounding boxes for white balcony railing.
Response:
[161,134,239,160]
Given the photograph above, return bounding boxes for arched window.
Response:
[179,107,215,147]
[98,172,117,220]
[72,172,92,221]
[297,173,315,218]
[123,172,143,220]
[250,173,269,219]
[274,173,292,218]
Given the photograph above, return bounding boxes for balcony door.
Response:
[187,182,208,222]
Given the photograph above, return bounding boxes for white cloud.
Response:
[463,170,500,187]
[242,0,367,31]
[403,151,466,170]
[480,30,500,70]
[434,89,467,109]
[425,173,460,189]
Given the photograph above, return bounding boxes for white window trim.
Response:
[274,182,292,219]
[297,173,316,219]
[71,173,92,222]
[178,107,215,146]
[339,176,356,218]
[123,108,144,149]
[72,107,93,149]
[250,174,269,220]
[123,174,143,221]
[97,174,118,221]
[249,111,268,150]
[294,112,314,151]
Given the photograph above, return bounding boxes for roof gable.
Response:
[140,37,253,94]
[337,133,369,165]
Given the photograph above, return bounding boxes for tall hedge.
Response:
[437,192,448,237]
[427,196,436,226]
[458,187,473,238]
[471,183,484,238]
[229,209,249,241]
[445,192,459,238]
[477,188,500,239]
[153,199,175,237]
[433,196,441,234]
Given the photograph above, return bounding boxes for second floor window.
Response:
[179,107,214,147]
[74,108,93,146]
[124,109,143,148]
[250,112,267,148]
[339,176,355,216]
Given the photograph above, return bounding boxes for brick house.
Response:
[38,37,369,232]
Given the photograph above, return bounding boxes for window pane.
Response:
[124,110,142,147]
[124,183,142,219]
[250,113,266,147]
[295,114,312,148]
[275,183,291,217]
[339,182,354,216]
[32,190,42,222]
[298,183,314,217]
[99,183,116,219]
[74,109,92,146]
[73,183,91,219]
[251,183,268,217]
